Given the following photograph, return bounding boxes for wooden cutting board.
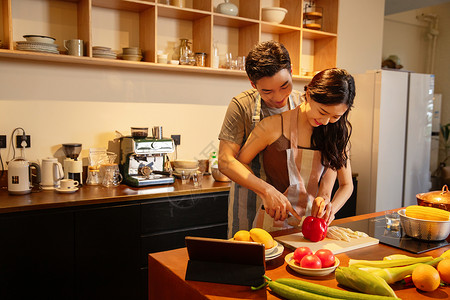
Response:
[275,232,379,254]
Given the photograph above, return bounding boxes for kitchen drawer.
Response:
[141,192,228,234]
[141,223,227,264]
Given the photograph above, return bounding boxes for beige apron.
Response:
[227,94,296,238]
[253,107,325,232]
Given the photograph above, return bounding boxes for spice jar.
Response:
[194,52,206,67]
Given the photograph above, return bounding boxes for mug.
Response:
[60,179,79,190]
[64,39,84,56]
[102,164,123,187]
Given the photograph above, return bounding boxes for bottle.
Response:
[212,42,219,69]
[210,151,218,170]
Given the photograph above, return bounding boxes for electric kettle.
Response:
[40,157,64,190]
[8,157,41,195]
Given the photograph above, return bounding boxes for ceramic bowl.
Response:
[173,160,199,169]
[23,35,56,44]
[262,7,288,24]
[122,55,142,61]
[285,253,340,276]
[398,209,450,241]
[131,127,148,138]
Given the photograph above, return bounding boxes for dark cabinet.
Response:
[75,204,141,300]
[0,210,75,300]
[0,191,229,300]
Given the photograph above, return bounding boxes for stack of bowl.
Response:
[173,160,199,176]
[92,46,117,59]
[122,47,142,61]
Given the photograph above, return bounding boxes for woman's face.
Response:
[304,92,349,127]
[251,69,293,109]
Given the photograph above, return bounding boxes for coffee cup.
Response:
[60,179,79,190]
[64,39,84,56]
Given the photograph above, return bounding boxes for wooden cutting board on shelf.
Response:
[275,233,379,254]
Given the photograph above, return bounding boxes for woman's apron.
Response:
[253,106,325,232]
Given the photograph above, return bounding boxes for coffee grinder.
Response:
[119,136,175,187]
[62,143,83,186]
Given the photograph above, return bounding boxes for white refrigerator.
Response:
[350,69,434,215]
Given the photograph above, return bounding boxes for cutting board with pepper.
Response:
[275,233,379,254]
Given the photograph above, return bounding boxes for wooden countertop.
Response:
[148,211,450,300]
[0,174,230,214]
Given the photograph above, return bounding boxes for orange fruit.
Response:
[233,230,252,242]
[412,264,441,292]
[437,258,450,283]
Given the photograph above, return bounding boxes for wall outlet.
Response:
[171,135,181,146]
[0,135,6,148]
[16,135,31,148]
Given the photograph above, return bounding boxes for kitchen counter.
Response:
[0,174,230,214]
[148,210,450,300]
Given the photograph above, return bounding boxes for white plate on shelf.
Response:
[265,242,283,261]
[285,252,340,276]
[56,187,79,193]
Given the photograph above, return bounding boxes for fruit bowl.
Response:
[285,253,340,276]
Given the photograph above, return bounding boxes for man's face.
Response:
[251,69,293,109]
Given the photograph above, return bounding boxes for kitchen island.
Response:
[148,210,450,299]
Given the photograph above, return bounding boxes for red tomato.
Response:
[315,249,335,268]
[293,247,313,264]
[300,254,322,269]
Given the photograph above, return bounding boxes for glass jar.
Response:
[194,52,206,67]
[179,38,193,65]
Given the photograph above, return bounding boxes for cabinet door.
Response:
[75,204,140,300]
[0,210,74,300]
[141,192,228,234]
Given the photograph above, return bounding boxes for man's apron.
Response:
[253,106,325,232]
[227,94,296,238]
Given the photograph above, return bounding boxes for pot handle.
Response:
[53,162,64,181]
[441,185,449,194]
[30,162,41,185]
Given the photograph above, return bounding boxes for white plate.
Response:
[265,240,278,255]
[265,242,284,261]
[285,253,340,276]
[56,187,79,193]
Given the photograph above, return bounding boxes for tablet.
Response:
[185,236,266,286]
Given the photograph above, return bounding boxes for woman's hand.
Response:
[260,185,301,222]
[311,196,335,225]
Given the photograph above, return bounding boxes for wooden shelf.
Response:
[1,0,339,78]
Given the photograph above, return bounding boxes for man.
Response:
[218,41,303,238]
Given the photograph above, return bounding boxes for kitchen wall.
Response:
[0,0,385,169]
[383,2,450,162]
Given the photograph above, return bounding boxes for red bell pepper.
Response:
[302,216,328,242]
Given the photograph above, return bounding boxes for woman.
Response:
[237,68,355,232]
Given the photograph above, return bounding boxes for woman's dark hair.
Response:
[305,68,356,170]
[245,41,291,83]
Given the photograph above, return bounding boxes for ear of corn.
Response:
[369,257,443,284]
[405,205,450,221]
[335,267,398,298]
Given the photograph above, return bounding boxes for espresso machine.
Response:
[119,136,175,187]
[62,143,83,186]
